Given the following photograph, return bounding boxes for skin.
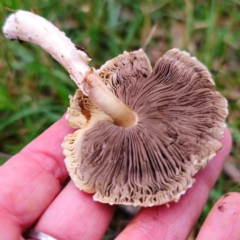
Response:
[0,115,234,240]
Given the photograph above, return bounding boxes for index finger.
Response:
[0,116,73,231]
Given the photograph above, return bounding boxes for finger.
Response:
[116,128,232,240]
[196,192,240,240]
[21,115,74,182]
[0,116,73,232]
[31,181,115,240]
[0,213,24,240]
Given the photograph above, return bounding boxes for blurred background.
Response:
[0,0,239,239]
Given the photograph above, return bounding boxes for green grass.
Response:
[0,0,240,238]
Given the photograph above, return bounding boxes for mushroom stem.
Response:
[3,10,137,128]
[3,10,90,91]
[83,69,138,127]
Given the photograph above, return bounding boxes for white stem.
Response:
[3,10,137,128]
[83,69,138,128]
[3,10,90,92]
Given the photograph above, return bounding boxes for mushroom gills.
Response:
[63,48,228,207]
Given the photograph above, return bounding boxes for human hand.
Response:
[0,116,234,240]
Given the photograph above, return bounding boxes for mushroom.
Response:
[3,10,228,207]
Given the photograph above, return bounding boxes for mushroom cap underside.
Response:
[63,48,228,207]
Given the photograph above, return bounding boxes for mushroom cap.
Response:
[63,48,228,207]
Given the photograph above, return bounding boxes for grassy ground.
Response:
[0,0,240,238]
